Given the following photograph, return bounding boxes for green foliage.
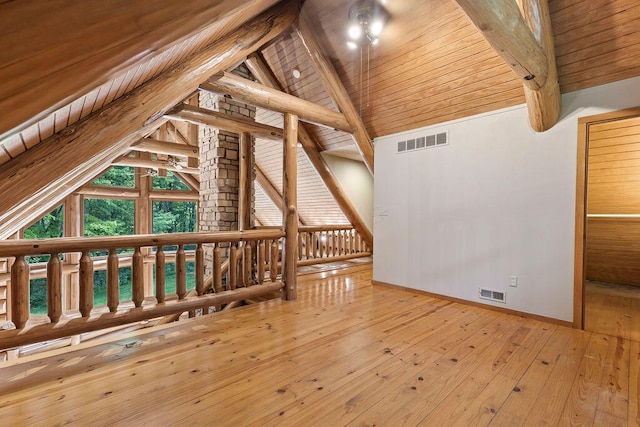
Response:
[24,205,64,240]
[27,166,199,314]
[92,166,135,187]
[153,171,189,190]
[152,201,196,234]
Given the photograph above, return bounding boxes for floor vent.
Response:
[478,288,506,303]
[397,131,448,153]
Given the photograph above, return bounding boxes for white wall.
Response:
[373,76,640,322]
[322,153,374,231]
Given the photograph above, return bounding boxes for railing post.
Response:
[79,251,93,317]
[11,255,29,328]
[282,113,298,300]
[229,243,238,290]
[107,249,119,313]
[155,246,166,303]
[132,247,144,307]
[213,244,222,294]
[47,254,62,322]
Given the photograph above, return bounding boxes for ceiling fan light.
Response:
[347,41,358,50]
[371,37,379,46]
[370,19,384,36]
[348,24,362,39]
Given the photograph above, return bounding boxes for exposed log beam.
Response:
[132,138,199,158]
[0,0,275,139]
[115,156,200,175]
[452,0,549,90]
[515,0,561,132]
[166,104,283,141]
[244,52,373,247]
[293,17,375,174]
[255,165,307,225]
[202,72,353,133]
[0,1,298,240]
[239,132,253,231]
[75,185,141,199]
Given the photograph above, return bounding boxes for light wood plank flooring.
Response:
[585,280,640,342]
[0,264,637,426]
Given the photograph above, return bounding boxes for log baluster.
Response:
[196,243,205,296]
[132,247,144,308]
[155,246,166,303]
[257,240,265,284]
[243,242,252,287]
[107,249,119,312]
[270,240,278,282]
[47,254,62,322]
[11,255,29,328]
[229,243,238,290]
[305,232,311,260]
[297,233,303,261]
[312,232,318,259]
[332,231,338,257]
[213,244,222,294]
[176,244,186,299]
[79,251,94,317]
[350,229,355,254]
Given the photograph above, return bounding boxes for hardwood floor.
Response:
[0,264,637,426]
[585,280,640,342]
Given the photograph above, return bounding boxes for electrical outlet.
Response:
[509,276,518,288]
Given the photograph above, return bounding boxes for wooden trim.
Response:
[573,106,640,329]
[372,280,573,328]
[297,252,371,267]
[148,190,199,201]
[202,72,353,133]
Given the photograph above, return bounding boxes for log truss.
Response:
[453,0,561,131]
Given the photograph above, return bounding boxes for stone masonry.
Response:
[199,64,256,275]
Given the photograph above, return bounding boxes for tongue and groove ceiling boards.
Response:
[0,0,639,235]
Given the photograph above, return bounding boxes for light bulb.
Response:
[371,38,379,46]
[370,19,384,37]
[348,24,362,39]
[346,41,358,50]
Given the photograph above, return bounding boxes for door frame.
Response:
[573,107,640,329]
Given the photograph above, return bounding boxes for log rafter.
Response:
[293,17,375,174]
[201,73,353,134]
[453,0,561,132]
[244,52,373,247]
[0,0,298,240]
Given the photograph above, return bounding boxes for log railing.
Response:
[0,229,284,350]
[296,225,371,266]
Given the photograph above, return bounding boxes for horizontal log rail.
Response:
[296,225,371,267]
[0,229,284,350]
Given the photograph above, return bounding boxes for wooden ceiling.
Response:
[0,0,638,235]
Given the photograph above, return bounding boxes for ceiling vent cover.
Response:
[478,288,506,303]
[397,131,448,153]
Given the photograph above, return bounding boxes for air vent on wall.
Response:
[478,287,506,303]
[396,131,448,153]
